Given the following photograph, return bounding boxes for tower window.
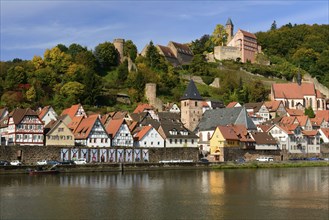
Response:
[195,101,198,107]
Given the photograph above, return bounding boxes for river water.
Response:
[0,167,328,220]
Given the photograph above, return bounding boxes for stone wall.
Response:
[0,145,199,164]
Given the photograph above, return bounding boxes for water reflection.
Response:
[0,167,328,220]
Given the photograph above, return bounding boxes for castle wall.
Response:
[214,46,240,61]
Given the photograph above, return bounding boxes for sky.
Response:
[1,0,328,61]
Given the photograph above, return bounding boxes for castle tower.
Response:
[180,80,203,131]
[225,18,234,44]
[145,83,157,104]
[113,38,125,63]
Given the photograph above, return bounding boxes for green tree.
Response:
[117,60,129,84]
[26,85,36,102]
[43,46,72,74]
[145,41,168,72]
[94,42,119,71]
[60,81,85,105]
[210,24,228,46]
[304,106,315,118]
[248,80,268,102]
[5,66,26,90]
[189,54,208,75]
[67,43,88,59]
[123,40,138,62]
[271,20,277,30]
[190,34,212,54]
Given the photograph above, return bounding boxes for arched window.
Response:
[309,98,313,108]
[317,100,320,109]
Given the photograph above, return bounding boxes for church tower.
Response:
[180,80,203,132]
[225,18,234,44]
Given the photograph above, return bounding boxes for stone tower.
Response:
[225,18,234,44]
[113,38,125,63]
[145,83,163,112]
[180,80,203,132]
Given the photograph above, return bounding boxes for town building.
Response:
[38,106,58,126]
[45,120,75,146]
[105,118,133,147]
[270,78,325,111]
[133,125,164,148]
[180,79,204,132]
[6,108,44,146]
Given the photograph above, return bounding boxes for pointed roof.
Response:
[68,116,84,132]
[180,80,203,101]
[105,118,125,138]
[61,104,82,119]
[264,100,283,112]
[316,110,329,122]
[74,115,100,139]
[226,18,233,26]
[9,108,39,125]
[252,132,277,145]
[197,107,256,131]
[217,125,239,140]
[133,103,154,114]
[134,125,153,141]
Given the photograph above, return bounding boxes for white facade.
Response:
[112,124,133,147]
[41,107,58,125]
[197,130,214,152]
[165,136,198,148]
[169,104,180,113]
[134,127,164,148]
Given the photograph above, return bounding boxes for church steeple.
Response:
[225,18,234,43]
[180,79,203,101]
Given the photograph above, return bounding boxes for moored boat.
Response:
[29,169,59,175]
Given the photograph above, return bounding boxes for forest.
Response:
[0,23,328,114]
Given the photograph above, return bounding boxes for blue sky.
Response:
[1,0,328,61]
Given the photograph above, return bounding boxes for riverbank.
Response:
[1,160,328,175]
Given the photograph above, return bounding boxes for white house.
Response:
[133,125,164,147]
[74,115,110,147]
[38,106,58,126]
[105,119,133,147]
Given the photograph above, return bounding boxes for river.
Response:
[0,167,328,220]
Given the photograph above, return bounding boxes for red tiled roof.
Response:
[202,101,209,107]
[133,104,153,114]
[239,29,257,39]
[252,132,277,145]
[316,110,329,122]
[68,116,84,132]
[74,115,99,139]
[264,101,282,112]
[272,83,316,99]
[286,108,304,116]
[38,106,50,119]
[280,116,296,125]
[217,125,239,140]
[320,128,329,138]
[257,124,272,132]
[134,125,152,141]
[106,118,125,137]
[226,102,239,108]
[302,130,318,136]
[61,104,81,119]
[310,117,324,126]
[295,116,309,126]
[316,90,323,98]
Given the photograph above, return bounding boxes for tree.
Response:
[5,66,26,90]
[67,43,88,59]
[26,86,36,102]
[60,81,85,106]
[190,34,212,54]
[94,42,119,71]
[304,106,315,118]
[123,40,138,62]
[248,80,268,102]
[117,60,129,84]
[210,24,228,46]
[189,54,208,75]
[43,46,72,74]
[271,20,277,30]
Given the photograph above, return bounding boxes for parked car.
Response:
[60,160,75,165]
[0,160,10,166]
[235,158,246,163]
[36,160,47,165]
[47,160,60,165]
[10,160,22,166]
[256,157,274,162]
[199,158,209,163]
[74,158,87,165]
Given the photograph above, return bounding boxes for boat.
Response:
[28,164,59,175]
[29,169,59,175]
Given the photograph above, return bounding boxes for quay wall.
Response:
[0,145,199,165]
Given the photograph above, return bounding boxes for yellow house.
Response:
[209,125,240,161]
[45,120,75,146]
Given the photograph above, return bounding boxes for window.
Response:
[192,139,194,144]
[195,101,198,107]
[58,128,64,132]
[170,139,172,144]
[158,141,160,145]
